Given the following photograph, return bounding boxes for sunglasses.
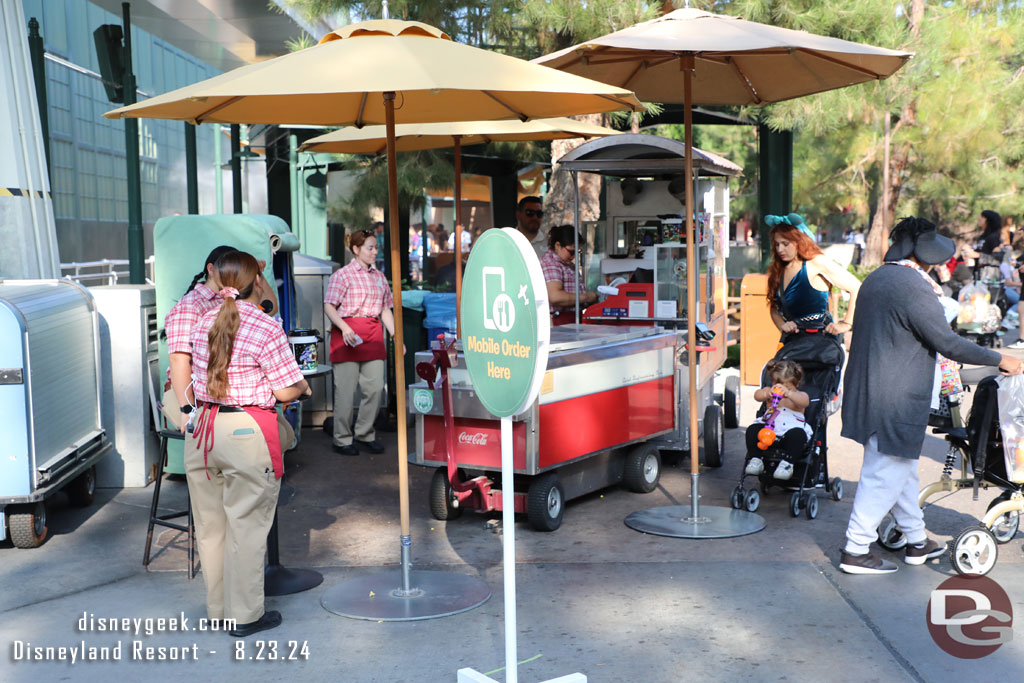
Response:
[522,209,544,218]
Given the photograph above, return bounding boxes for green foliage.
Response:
[711,0,1024,238]
[328,149,454,228]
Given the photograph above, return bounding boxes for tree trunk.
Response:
[861,0,924,267]
[544,114,604,230]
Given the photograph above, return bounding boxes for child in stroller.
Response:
[744,360,811,482]
[732,330,845,518]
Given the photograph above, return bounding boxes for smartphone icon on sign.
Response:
[482,267,506,331]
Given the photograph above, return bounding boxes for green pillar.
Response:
[757,123,792,267]
[27,18,51,186]
[185,123,198,214]
[122,3,145,284]
[231,124,242,213]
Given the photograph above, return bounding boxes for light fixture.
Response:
[620,178,643,205]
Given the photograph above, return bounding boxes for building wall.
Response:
[21,0,227,264]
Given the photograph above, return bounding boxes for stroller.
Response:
[877,372,1024,575]
[731,330,845,519]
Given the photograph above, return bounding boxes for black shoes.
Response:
[354,439,385,454]
[333,444,359,456]
[229,610,282,637]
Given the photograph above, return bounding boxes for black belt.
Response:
[198,402,246,413]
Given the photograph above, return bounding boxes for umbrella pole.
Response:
[683,68,702,518]
[453,135,463,337]
[383,94,414,590]
[624,60,765,540]
[321,93,491,621]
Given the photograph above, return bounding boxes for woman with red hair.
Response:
[765,214,861,337]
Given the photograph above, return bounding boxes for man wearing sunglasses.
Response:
[515,196,547,258]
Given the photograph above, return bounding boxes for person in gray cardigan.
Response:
[839,217,1022,575]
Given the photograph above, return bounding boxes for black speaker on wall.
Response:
[93,24,125,104]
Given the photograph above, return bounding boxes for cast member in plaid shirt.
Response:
[186,251,310,637]
[541,224,598,326]
[324,229,400,456]
[163,245,236,429]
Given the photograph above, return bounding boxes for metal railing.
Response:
[60,257,155,286]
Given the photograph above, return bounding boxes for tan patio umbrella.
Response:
[105,17,641,617]
[299,117,622,335]
[536,7,911,536]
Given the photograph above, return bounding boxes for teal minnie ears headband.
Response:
[765,213,815,240]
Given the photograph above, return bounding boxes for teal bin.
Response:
[154,214,295,474]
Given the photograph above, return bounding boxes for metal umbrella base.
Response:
[625,473,766,539]
[625,504,765,538]
[321,569,491,621]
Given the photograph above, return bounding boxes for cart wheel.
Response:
[701,404,724,468]
[805,493,819,520]
[876,513,907,551]
[527,473,564,532]
[8,502,48,549]
[623,443,661,493]
[730,486,744,510]
[723,375,741,429]
[67,465,96,507]
[830,477,843,502]
[951,526,999,576]
[322,416,333,435]
[986,491,1020,544]
[744,488,760,513]
[428,468,463,521]
[789,492,801,518]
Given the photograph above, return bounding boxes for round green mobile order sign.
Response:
[460,228,550,418]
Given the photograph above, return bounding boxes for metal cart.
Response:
[1,280,111,548]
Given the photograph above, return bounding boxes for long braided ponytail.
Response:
[205,252,260,400]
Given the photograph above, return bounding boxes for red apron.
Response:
[330,316,386,362]
[192,404,284,480]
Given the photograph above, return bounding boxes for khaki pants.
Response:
[333,359,384,446]
[185,411,280,624]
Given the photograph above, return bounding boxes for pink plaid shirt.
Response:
[324,259,393,318]
[540,249,581,316]
[190,301,304,408]
[164,283,222,355]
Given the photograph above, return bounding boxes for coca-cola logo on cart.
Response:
[458,432,489,446]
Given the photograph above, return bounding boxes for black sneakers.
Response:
[333,444,359,456]
[839,550,899,575]
[904,538,946,565]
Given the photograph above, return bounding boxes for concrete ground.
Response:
[3,360,1024,682]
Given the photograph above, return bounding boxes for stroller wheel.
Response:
[805,493,819,520]
[951,526,998,576]
[986,492,1020,544]
[831,477,843,501]
[789,492,801,518]
[744,488,760,513]
[730,486,744,510]
[876,513,907,551]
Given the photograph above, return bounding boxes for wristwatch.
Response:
[180,404,193,414]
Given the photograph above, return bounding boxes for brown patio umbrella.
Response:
[535,7,911,533]
[104,17,641,613]
[299,117,622,334]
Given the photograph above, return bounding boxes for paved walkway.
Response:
[3,364,1024,682]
